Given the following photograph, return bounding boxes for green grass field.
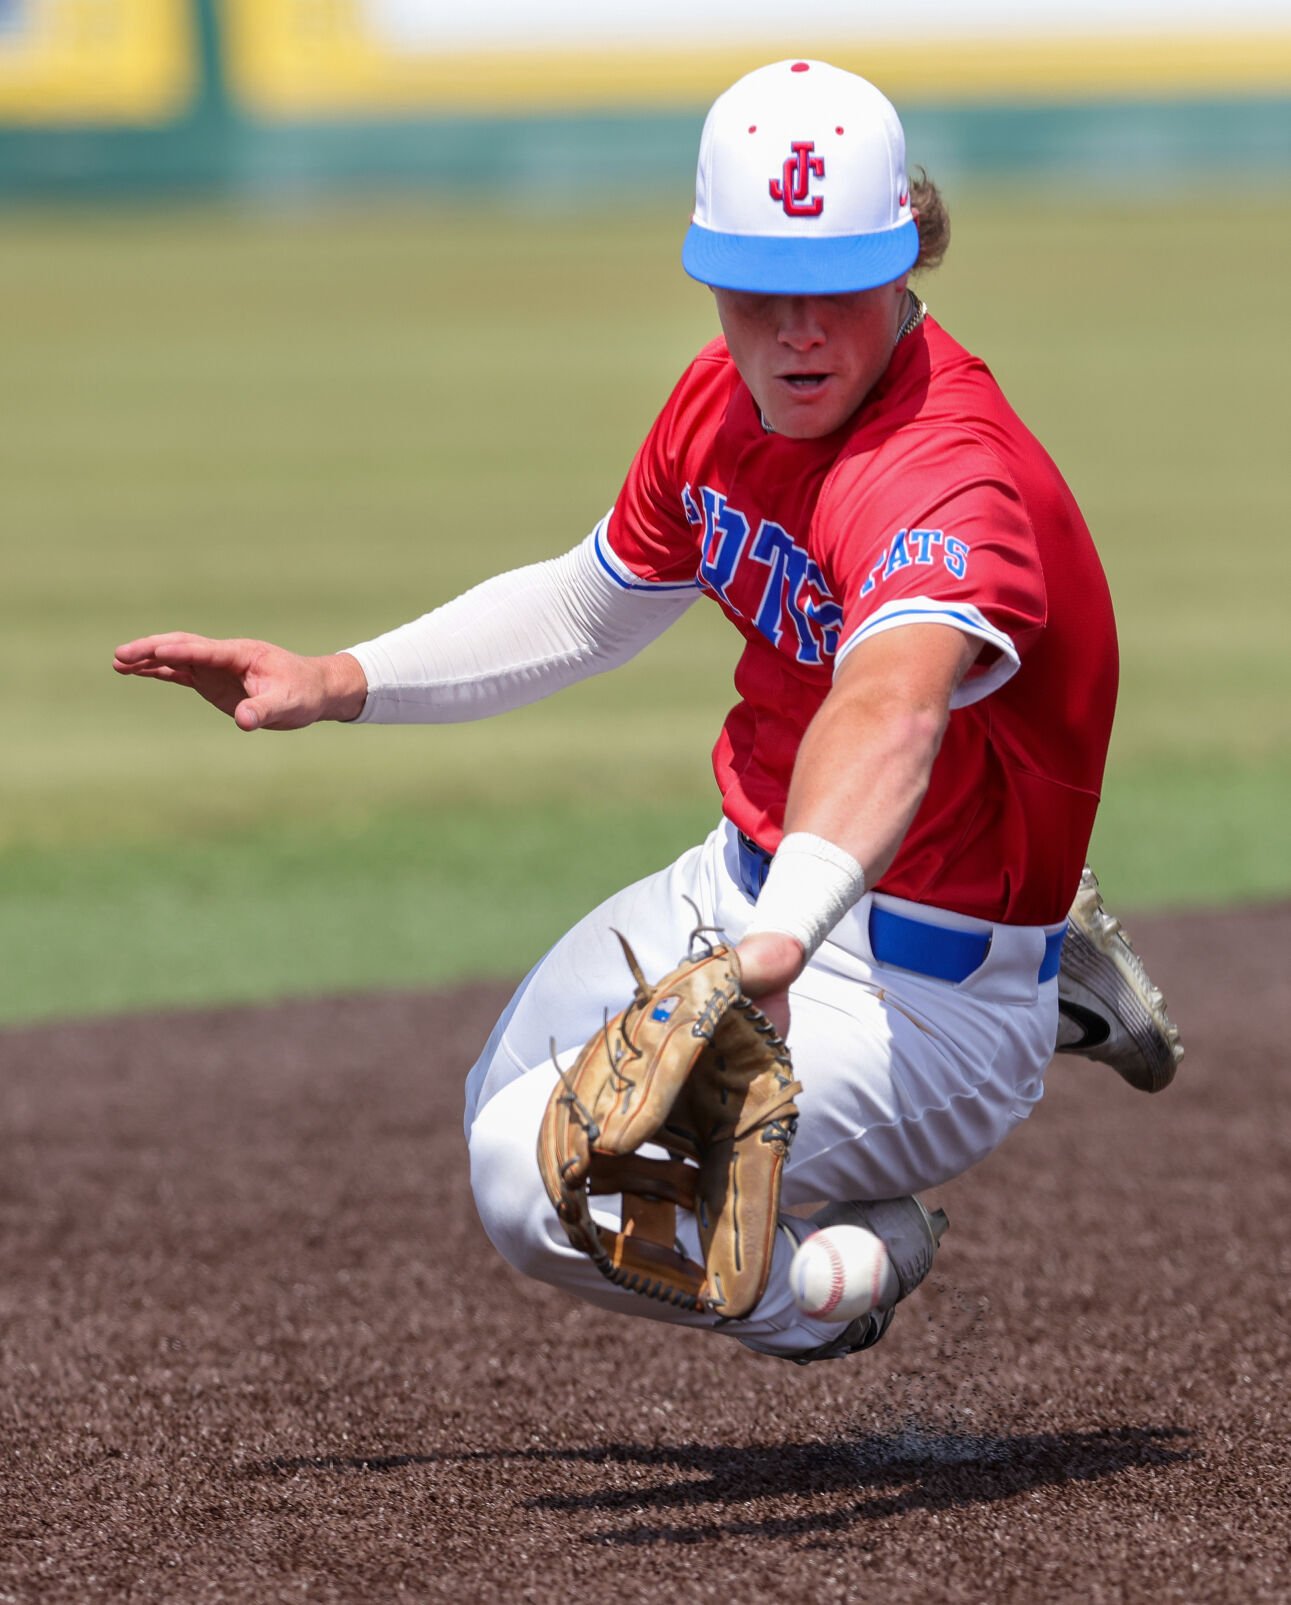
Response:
[4,190,1289,1024]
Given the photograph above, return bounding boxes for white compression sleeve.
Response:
[344,526,698,724]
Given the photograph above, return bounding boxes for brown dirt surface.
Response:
[3,904,1289,1604]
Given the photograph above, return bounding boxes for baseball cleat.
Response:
[1055,866,1183,1094]
[789,1196,948,1365]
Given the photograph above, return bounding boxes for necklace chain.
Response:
[897,290,927,344]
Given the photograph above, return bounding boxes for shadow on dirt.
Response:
[256,1424,1193,1542]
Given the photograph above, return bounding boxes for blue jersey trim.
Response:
[593,526,701,594]
[837,599,1017,664]
[853,602,1008,639]
[833,597,1021,707]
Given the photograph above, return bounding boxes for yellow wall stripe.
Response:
[3,4,1287,128]
[0,0,195,124]
[222,20,1291,119]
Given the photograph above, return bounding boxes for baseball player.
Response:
[114,61,1180,1363]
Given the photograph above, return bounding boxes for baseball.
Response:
[789,1223,900,1323]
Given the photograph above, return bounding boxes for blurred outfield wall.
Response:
[1,0,1290,197]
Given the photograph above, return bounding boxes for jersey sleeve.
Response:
[824,432,1049,708]
[597,347,730,592]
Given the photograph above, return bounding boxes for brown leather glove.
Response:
[537,929,802,1319]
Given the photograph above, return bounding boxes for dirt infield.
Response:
[3,904,1289,1603]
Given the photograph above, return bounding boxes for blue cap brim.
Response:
[682,218,918,294]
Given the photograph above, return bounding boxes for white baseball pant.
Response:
[464,819,1061,1358]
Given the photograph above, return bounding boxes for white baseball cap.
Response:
[682,59,919,295]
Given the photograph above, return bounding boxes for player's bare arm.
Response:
[782,623,981,879]
[735,623,981,1002]
[112,633,367,731]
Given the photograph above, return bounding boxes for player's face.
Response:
[712,277,910,439]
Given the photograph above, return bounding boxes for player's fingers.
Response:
[112,631,214,665]
[112,654,189,678]
[115,634,269,679]
[113,663,199,688]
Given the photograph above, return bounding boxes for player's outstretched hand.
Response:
[111,633,368,731]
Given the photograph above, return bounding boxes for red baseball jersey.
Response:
[596,317,1118,925]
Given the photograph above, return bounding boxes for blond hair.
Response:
[910,168,950,273]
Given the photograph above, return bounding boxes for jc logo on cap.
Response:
[770,141,825,218]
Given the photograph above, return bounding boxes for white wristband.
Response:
[742,832,867,961]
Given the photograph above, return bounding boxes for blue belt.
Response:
[735,832,1064,985]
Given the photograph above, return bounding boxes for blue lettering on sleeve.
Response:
[882,528,913,578]
[912,528,943,564]
[943,537,971,579]
[861,527,969,601]
[859,548,889,598]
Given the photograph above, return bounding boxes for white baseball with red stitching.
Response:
[788,1224,900,1323]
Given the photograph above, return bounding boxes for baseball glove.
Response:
[537,925,802,1319]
